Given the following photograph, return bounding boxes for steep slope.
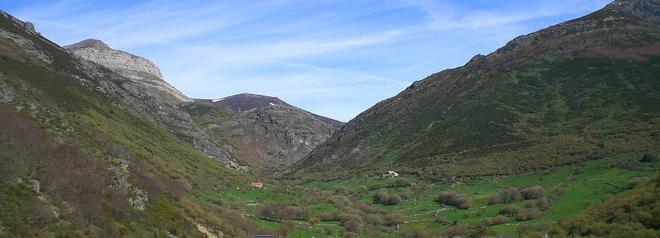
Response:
[0,11,260,237]
[62,39,246,171]
[297,0,660,177]
[184,93,343,171]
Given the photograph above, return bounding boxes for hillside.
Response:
[296,0,660,178]
[63,38,248,171]
[184,94,343,171]
[0,11,261,237]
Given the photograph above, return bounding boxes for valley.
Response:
[0,0,658,237]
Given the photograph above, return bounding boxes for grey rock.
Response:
[185,95,342,171]
[65,39,189,103]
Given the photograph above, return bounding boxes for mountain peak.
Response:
[209,93,289,112]
[605,0,660,23]
[64,38,190,103]
[64,39,111,50]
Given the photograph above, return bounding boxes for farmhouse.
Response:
[250,182,263,189]
[383,170,399,178]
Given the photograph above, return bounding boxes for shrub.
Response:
[445,224,469,237]
[309,217,320,225]
[410,230,430,238]
[435,216,451,225]
[334,187,349,194]
[487,195,500,205]
[342,215,362,233]
[384,213,403,227]
[537,197,551,210]
[390,178,411,187]
[499,205,521,217]
[437,190,471,209]
[364,214,384,226]
[491,215,508,225]
[515,208,541,221]
[258,204,309,220]
[478,219,491,228]
[497,188,522,203]
[374,190,403,205]
[318,212,340,221]
[640,153,657,163]
[521,186,545,200]
[399,191,412,200]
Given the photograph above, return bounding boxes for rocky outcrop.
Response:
[60,39,246,170]
[185,94,343,171]
[65,39,189,104]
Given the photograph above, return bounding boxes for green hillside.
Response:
[296,0,660,178]
[0,11,261,237]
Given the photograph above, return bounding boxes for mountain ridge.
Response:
[295,0,660,177]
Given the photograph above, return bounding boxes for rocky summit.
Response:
[65,39,190,103]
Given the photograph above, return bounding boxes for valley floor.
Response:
[188,152,659,237]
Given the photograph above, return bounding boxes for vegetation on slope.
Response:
[0,12,262,237]
[297,0,660,178]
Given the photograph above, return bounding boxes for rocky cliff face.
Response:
[185,94,342,171]
[296,0,660,177]
[65,39,189,104]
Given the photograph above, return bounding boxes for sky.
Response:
[1,0,610,121]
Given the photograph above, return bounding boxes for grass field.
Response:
[195,152,658,237]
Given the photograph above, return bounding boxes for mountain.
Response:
[63,39,248,171]
[64,39,189,104]
[0,11,259,236]
[296,0,660,177]
[184,93,342,171]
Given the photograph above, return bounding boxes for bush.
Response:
[515,208,541,221]
[341,215,363,233]
[435,216,451,225]
[334,186,349,194]
[497,188,522,203]
[521,186,545,200]
[487,195,500,205]
[384,213,403,227]
[437,190,471,209]
[258,204,309,220]
[499,205,521,217]
[390,178,411,187]
[318,212,340,221]
[374,190,403,205]
[491,215,508,225]
[478,219,491,228]
[309,217,320,225]
[536,197,551,210]
[640,153,657,163]
[445,224,469,237]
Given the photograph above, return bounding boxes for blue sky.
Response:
[2,0,609,121]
